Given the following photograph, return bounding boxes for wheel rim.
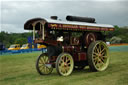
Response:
[37,54,53,75]
[58,54,74,76]
[92,42,109,71]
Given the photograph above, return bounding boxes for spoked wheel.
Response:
[87,41,109,71]
[36,53,53,75]
[56,53,74,76]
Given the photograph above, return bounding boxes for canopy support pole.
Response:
[42,25,44,40]
[32,25,35,40]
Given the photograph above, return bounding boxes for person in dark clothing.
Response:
[47,45,62,57]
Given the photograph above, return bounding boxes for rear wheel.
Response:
[87,41,109,71]
[56,53,74,76]
[36,53,53,75]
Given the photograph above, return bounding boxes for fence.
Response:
[0,48,47,55]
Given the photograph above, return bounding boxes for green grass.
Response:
[0,51,128,85]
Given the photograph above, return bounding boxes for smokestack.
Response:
[50,16,58,20]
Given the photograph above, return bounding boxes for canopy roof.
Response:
[24,18,114,31]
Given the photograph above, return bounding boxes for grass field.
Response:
[0,50,128,85]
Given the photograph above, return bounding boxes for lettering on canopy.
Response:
[48,23,114,31]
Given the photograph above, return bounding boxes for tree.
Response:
[14,38,28,46]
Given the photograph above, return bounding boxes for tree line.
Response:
[106,26,128,44]
[0,32,33,48]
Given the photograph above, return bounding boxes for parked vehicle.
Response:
[24,15,114,76]
[20,43,34,49]
[8,44,20,50]
[37,44,46,49]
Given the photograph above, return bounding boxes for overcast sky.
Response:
[0,0,128,33]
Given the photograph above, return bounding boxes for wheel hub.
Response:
[64,62,67,66]
[98,53,102,57]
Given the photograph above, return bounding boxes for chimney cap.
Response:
[50,16,58,20]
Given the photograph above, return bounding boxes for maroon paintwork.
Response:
[24,17,114,67]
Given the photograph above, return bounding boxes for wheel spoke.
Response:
[94,46,99,53]
[101,50,106,56]
[40,65,46,72]
[93,57,98,61]
[40,57,45,64]
[61,57,65,62]
[62,69,65,73]
[45,67,49,73]
[65,67,69,73]
[46,67,50,73]
[93,55,98,59]
[100,48,105,54]
[66,66,70,71]
[59,63,64,69]
[99,58,104,65]
[99,43,102,52]
[40,67,44,72]
[97,48,101,54]
[93,52,99,56]
[45,67,47,73]
[98,60,103,68]
[38,64,44,67]
[67,63,71,67]
[45,67,48,73]
[95,60,98,64]
[61,67,65,73]
[66,57,69,62]
[39,60,43,64]
[44,56,47,63]
[102,56,107,58]
[64,56,66,62]
[93,58,98,64]
[100,56,105,62]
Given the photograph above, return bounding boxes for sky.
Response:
[0,0,128,33]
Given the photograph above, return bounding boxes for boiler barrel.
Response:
[66,15,95,23]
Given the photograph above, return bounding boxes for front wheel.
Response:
[87,41,109,71]
[36,53,53,75]
[56,53,74,76]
